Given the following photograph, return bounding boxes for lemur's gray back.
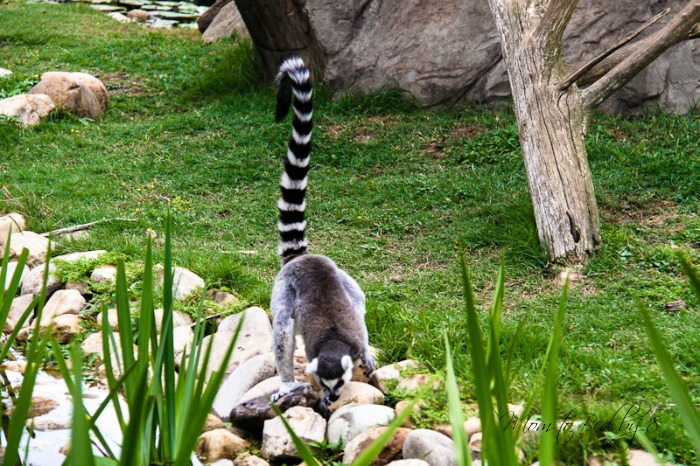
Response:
[275,57,313,265]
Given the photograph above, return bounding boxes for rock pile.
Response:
[0,72,109,125]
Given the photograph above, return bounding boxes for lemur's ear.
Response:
[341,355,353,371]
[305,358,319,374]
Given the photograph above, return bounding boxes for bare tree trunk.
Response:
[487,0,700,264]
[234,0,324,80]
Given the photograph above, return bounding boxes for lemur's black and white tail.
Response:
[276,57,313,265]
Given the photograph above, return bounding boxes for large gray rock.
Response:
[201,0,248,43]
[402,429,457,466]
[326,403,396,444]
[242,0,700,113]
[261,406,326,462]
[212,353,276,420]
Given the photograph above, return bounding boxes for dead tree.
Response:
[486,0,700,264]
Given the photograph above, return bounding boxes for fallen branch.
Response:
[40,218,137,237]
[559,8,669,91]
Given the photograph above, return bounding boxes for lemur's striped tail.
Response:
[276,57,313,265]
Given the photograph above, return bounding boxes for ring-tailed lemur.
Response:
[270,57,375,410]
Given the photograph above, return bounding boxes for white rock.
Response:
[0,94,55,126]
[237,376,281,404]
[202,307,273,380]
[1,231,50,266]
[28,72,104,120]
[195,428,250,463]
[342,426,411,464]
[261,407,326,461]
[40,289,86,325]
[172,325,194,358]
[327,403,396,444]
[329,381,385,412]
[21,262,63,296]
[402,429,457,466]
[65,280,89,295]
[231,452,270,465]
[0,68,12,77]
[54,250,107,263]
[95,308,121,330]
[370,359,423,392]
[4,294,35,333]
[212,353,276,420]
[386,461,432,466]
[0,212,26,244]
[172,266,205,300]
[4,261,29,292]
[91,264,117,283]
[50,314,82,343]
[397,374,441,391]
[153,308,193,331]
[108,12,130,22]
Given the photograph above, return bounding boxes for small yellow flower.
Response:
[149,184,155,189]
[358,216,363,219]
[137,188,142,192]
[134,208,141,212]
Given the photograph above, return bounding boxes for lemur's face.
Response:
[306,355,353,402]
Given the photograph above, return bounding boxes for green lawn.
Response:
[2,1,699,463]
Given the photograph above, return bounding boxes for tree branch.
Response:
[535,0,579,49]
[559,8,669,91]
[581,0,700,110]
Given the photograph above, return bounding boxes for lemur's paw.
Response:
[271,382,311,403]
[361,351,376,377]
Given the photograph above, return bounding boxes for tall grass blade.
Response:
[65,343,96,466]
[444,334,472,466]
[538,275,568,466]
[349,399,417,466]
[638,303,700,453]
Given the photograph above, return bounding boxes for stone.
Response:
[203,413,226,432]
[230,382,320,432]
[95,307,121,330]
[202,0,248,44]
[27,396,60,418]
[91,265,117,283]
[172,325,194,358]
[370,359,423,393]
[232,452,270,465]
[397,374,441,392]
[127,9,154,22]
[0,68,11,77]
[40,289,86,325]
[328,381,385,412]
[212,353,276,420]
[238,376,281,404]
[196,0,230,33]
[386,461,431,466]
[627,449,664,466]
[65,280,89,296]
[469,431,482,454]
[0,360,27,372]
[28,72,105,120]
[153,308,194,332]
[108,12,130,23]
[464,416,482,439]
[402,429,457,466]
[202,306,272,379]
[161,266,205,300]
[0,213,26,243]
[81,331,137,378]
[50,314,82,343]
[4,261,29,292]
[0,94,55,126]
[261,407,326,462]
[21,263,63,296]
[195,428,250,463]
[54,250,107,263]
[69,72,110,112]
[4,295,35,333]
[208,289,240,306]
[395,400,421,428]
[342,426,411,465]
[1,231,50,267]
[326,403,396,444]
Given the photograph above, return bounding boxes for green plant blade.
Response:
[66,342,96,466]
[538,274,568,466]
[638,303,700,453]
[445,334,472,466]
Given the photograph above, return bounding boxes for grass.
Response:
[1,0,699,463]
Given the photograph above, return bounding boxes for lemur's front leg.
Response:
[270,311,309,402]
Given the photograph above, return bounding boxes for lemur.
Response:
[270,57,375,411]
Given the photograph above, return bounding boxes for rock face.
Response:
[261,406,326,462]
[28,72,109,119]
[402,429,457,466]
[236,0,700,114]
[202,0,248,44]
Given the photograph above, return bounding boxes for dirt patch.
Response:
[100,72,148,96]
[451,123,484,139]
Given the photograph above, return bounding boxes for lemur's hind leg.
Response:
[270,278,310,402]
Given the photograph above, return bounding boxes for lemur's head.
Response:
[306,342,353,402]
